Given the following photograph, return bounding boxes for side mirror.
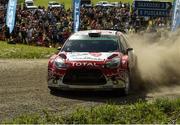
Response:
[55,47,61,54]
[127,48,133,52]
[57,47,61,51]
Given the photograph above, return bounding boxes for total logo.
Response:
[72,62,98,67]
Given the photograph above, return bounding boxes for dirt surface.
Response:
[0,59,180,122]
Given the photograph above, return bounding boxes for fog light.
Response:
[113,80,119,85]
[111,77,119,85]
[53,79,58,84]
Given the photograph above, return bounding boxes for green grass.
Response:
[0,41,56,59]
[3,98,180,124]
[18,0,173,9]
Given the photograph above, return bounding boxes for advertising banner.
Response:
[134,1,172,17]
[172,0,180,31]
[73,0,81,32]
[6,0,17,33]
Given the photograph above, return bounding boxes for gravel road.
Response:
[0,59,180,122]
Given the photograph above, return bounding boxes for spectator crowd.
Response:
[0,1,172,47]
[0,0,7,39]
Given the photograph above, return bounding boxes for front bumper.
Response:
[48,64,128,90]
[48,78,126,90]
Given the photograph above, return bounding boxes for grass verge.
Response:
[3,98,180,124]
[0,41,56,59]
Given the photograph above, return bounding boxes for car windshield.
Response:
[62,40,119,52]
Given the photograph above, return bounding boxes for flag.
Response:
[172,0,180,31]
[6,0,17,33]
[73,0,81,32]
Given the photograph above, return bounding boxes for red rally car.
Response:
[48,30,137,95]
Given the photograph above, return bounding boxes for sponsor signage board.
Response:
[134,0,172,17]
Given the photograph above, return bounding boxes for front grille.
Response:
[63,68,106,85]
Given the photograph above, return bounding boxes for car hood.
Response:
[65,52,120,62]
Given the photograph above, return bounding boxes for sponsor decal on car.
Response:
[89,53,102,57]
[66,52,115,61]
[71,62,98,67]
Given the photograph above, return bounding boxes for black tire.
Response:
[115,71,131,96]
[48,87,59,94]
[115,72,130,96]
[130,60,144,91]
[123,72,130,95]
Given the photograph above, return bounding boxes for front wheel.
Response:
[48,87,59,94]
[115,72,130,96]
[122,72,130,95]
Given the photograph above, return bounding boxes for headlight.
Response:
[106,58,120,68]
[54,58,67,69]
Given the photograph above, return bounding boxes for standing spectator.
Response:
[27,26,33,44]
[0,1,171,47]
[5,25,10,42]
[21,23,27,44]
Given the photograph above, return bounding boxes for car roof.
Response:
[69,30,123,40]
[75,30,118,36]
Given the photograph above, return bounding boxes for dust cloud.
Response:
[128,29,180,90]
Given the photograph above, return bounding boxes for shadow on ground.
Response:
[50,89,149,105]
